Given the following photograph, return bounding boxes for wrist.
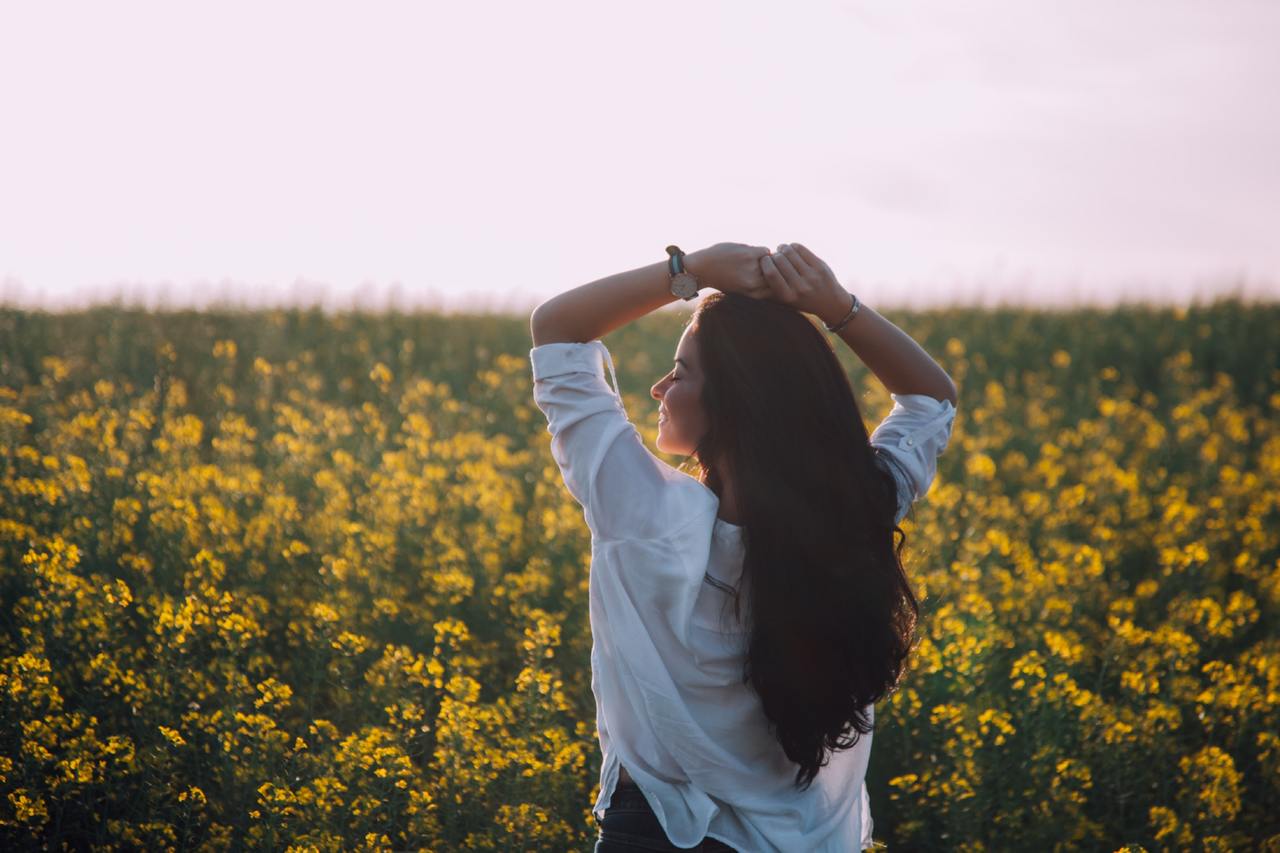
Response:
[818,289,856,327]
[681,248,710,286]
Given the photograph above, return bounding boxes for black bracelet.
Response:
[824,292,861,333]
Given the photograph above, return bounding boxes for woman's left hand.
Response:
[685,243,773,297]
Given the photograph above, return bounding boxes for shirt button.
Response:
[906,438,914,445]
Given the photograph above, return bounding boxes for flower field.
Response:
[1,300,1277,851]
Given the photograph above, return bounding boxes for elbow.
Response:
[530,305,544,344]
[531,301,590,346]
[530,303,558,346]
[916,378,958,409]
[933,373,959,408]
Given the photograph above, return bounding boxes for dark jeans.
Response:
[594,779,739,852]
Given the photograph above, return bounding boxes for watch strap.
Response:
[666,244,686,276]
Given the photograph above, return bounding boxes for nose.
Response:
[651,380,665,400]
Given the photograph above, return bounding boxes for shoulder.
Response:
[600,473,719,546]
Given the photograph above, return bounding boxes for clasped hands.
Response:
[686,242,852,324]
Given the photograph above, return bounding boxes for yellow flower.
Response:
[158,725,187,747]
[965,452,997,480]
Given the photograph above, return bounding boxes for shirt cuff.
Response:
[529,341,608,382]
[888,393,955,446]
[888,392,956,413]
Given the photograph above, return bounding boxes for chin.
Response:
[655,430,677,456]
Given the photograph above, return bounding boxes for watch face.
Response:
[671,272,699,299]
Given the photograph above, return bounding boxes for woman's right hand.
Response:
[759,243,854,325]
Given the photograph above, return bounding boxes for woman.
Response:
[529,242,958,852]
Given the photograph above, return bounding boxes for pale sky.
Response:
[2,0,1277,313]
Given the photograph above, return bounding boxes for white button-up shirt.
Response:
[529,339,956,853]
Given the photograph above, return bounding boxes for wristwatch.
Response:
[666,245,700,301]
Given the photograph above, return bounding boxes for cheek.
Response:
[669,386,703,422]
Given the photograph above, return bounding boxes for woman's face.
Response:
[650,326,708,456]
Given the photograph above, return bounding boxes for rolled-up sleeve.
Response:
[530,340,705,542]
[869,392,957,523]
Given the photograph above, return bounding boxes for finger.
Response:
[789,243,825,271]
[760,255,797,303]
[778,243,814,277]
[771,248,804,287]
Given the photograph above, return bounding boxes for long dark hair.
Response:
[679,291,919,791]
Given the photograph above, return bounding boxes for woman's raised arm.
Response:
[530,243,771,346]
[763,243,958,406]
[530,257,683,346]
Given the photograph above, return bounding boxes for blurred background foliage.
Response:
[0,297,1276,850]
